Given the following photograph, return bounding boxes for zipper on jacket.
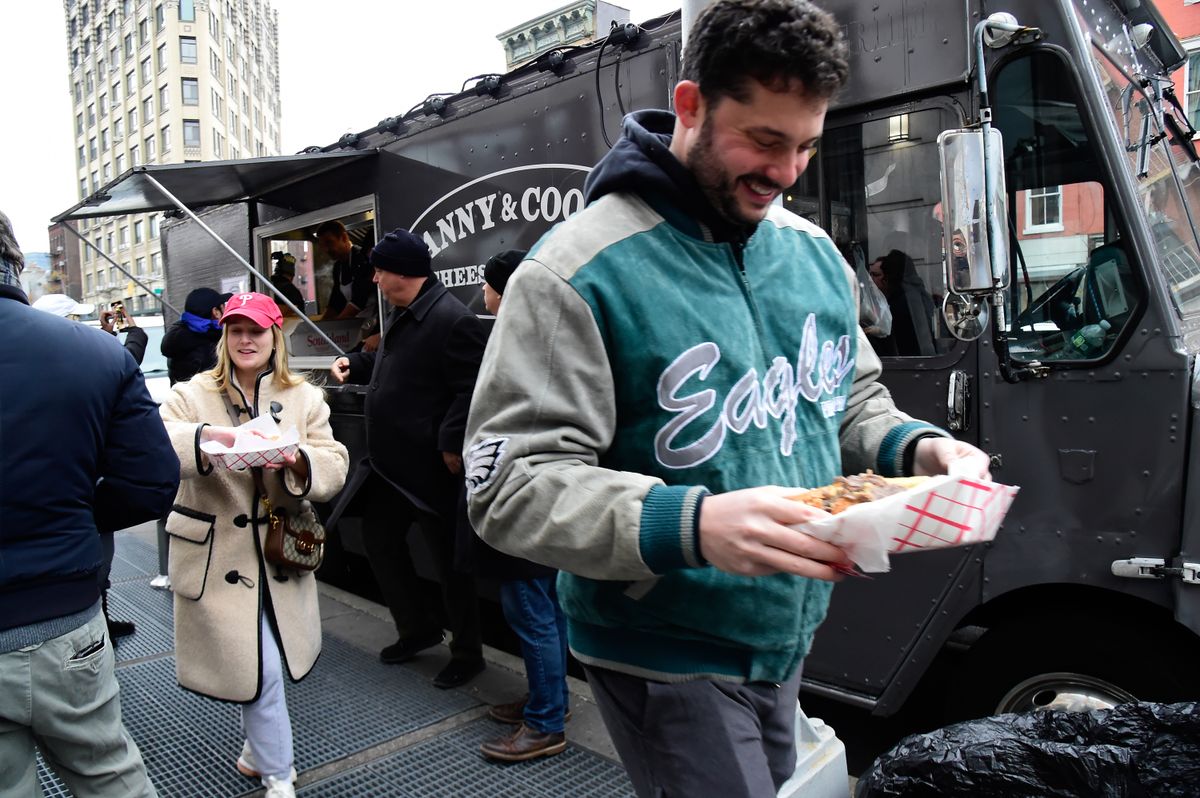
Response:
[729,239,765,339]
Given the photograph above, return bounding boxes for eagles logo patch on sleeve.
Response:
[465,437,508,495]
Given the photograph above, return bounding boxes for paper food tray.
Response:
[792,475,1019,573]
[199,414,299,471]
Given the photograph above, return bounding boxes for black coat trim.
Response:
[195,423,213,475]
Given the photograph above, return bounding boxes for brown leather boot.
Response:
[480,724,566,762]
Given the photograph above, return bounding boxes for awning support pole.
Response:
[62,224,182,317]
[141,173,346,356]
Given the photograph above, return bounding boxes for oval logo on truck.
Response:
[409,164,591,308]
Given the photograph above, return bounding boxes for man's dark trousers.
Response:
[362,477,481,661]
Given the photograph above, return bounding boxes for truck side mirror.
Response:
[937,128,1009,294]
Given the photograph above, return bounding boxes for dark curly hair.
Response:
[681,0,849,105]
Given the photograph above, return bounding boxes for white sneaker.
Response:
[236,741,297,782]
[262,775,296,798]
[150,573,171,590]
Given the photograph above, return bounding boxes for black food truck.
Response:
[56,0,1200,725]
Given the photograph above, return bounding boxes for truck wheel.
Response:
[945,609,1200,721]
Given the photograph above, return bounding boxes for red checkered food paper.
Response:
[199,414,300,472]
[792,475,1019,573]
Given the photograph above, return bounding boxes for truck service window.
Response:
[785,107,957,357]
[994,50,1142,363]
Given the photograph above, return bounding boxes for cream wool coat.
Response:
[159,370,348,702]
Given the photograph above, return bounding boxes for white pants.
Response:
[240,614,293,781]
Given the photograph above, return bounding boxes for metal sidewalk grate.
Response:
[37,636,485,797]
[300,718,635,798]
[108,535,162,584]
[106,582,175,662]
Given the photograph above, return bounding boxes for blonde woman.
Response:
[159,292,348,798]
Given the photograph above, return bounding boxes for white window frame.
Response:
[1184,39,1200,138]
[1023,185,1064,234]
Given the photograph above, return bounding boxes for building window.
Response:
[124,33,133,59]
[76,113,84,135]
[140,56,151,84]
[150,215,160,239]
[100,127,108,149]
[180,36,196,64]
[119,226,129,248]
[98,93,107,117]
[86,71,94,94]
[113,117,123,140]
[144,133,156,161]
[130,143,140,166]
[182,77,198,105]
[142,96,154,122]
[183,119,201,147]
[1024,185,1064,233]
[128,107,137,132]
[134,220,144,243]
[125,69,135,95]
[102,162,112,182]
[1187,47,1200,131]
[210,48,220,77]
[211,88,222,116]
[78,145,87,167]
[115,153,125,173]
[111,81,121,106]
[156,43,166,73]
[151,252,162,275]
[180,0,195,22]
[209,9,219,37]
[87,103,96,127]
[160,124,171,153]
[136,256,146,275]
[155,3,165,32]
[158,84,169,113]
[138,17,148,47]
[89,136,97,160]
[213,128,223,158]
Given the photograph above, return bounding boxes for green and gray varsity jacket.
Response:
[464,118,946,684]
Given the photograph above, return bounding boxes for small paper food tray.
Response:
[199,414,300,471]
[792,475,1019,573]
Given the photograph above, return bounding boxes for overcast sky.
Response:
[0,0,679,255]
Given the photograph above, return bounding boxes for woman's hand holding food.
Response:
[200,425,238,447]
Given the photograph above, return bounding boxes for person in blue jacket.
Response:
[0,209,180,797]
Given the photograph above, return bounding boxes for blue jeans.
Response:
[499,577,568,734]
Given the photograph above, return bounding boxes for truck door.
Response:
[791,103,987,710]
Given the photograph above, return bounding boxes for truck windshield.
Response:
[1074,0,1200,343]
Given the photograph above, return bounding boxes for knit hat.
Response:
[271,251,297,276]
[184,287,234,317]
[219,292,284,328]
[484,249,526,296]
[32,293,95,317]
[370,228,432,276]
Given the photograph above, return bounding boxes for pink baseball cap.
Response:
[219,292,283,328]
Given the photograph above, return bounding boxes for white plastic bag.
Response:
[858,266,893,337]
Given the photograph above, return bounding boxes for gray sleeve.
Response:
[464,260,661,580]
[837,264,949,475]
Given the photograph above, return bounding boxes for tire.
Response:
[945,607,1200,721]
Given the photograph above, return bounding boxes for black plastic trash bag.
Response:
[856,702,1200,797]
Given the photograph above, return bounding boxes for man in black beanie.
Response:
[331,228,487,689]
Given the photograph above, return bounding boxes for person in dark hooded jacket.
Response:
[0,209,179,797]
[160,287,231,385]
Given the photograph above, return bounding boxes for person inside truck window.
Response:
[159,292,349,798]
[875,249,937,356]
[268,251,304,315]
[314,220,373,321]
[462,2,991,796]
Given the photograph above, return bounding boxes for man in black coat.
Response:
[0,210,179,795]
[331,228,487,689]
